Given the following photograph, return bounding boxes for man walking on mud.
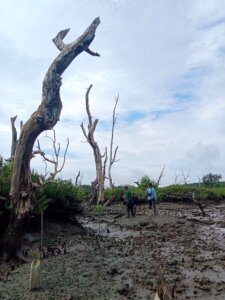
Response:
[146,183,157,215]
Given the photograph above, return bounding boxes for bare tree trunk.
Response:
[75,171,81,186]
[192,192,206,217]
[101,147,108,202]
[156,165,166,187]
[90,178,98,204]
[10,115,18,158]
[108,95,119,189]
[80,85,107,204]
[0,18,100,260]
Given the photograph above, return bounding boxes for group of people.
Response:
[124,183,157,218]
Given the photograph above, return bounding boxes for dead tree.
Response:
[192,192,206,217]
[180,169,190,185]
[108,95,119,189]
[34,130,69,183]
[80,85,107,204]
[174,174,179,185]
[156,165,166,187]
[0,18,100,260]
[34,129,69,180]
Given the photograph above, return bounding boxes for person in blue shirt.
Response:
[146,183,157,215]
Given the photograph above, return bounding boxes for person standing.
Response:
[146,183,157,215]
[124,186,135,217]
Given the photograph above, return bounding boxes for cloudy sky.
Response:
[1,0,225,186]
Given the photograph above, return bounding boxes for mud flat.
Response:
[1,202,225,299]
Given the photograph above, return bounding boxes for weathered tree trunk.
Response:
[108,95,119,189]
[90,178,98,204]
[75,170,81,186]
[80,85,107,204]
[0,18,100,260]
[10,115,18,158]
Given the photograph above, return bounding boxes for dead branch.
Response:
[75,171,81,186]
[103,147,108,181]
[174,174,179,185]
[20,121,23,131]
[156,165,166,187]
[180,169,190,185]
[35,129,69,180]
[52,28,70,51]
[85,48,100,56]
[108,95,119,189]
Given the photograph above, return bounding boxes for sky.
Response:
[1,0,225,187]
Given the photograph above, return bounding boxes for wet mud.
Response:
[1,202,225,299]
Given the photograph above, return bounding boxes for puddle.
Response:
[210,225,225,238]
[80,219,139,239]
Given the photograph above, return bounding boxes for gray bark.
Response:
[1,18,100,259]
[80,85,107,204]
[10,115,17,158]
[108,95,119,189]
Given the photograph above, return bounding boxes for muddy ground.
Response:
[1,202,225,299]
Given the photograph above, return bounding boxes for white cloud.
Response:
[1,1,225,186]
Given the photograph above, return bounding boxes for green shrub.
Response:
[104,186,124,202]
[157,184,225,203]
[104,185,148,204]
[0,159,12,236]
[138,175,156,190]
[0,160,12,198]
[157,185,192,202]
[34,180,89,218]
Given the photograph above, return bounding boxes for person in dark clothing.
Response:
[133,196,140,215]
[124,186,135,217]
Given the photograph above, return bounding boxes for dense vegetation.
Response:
[0,158,224,237]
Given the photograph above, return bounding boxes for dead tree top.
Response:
[40,17,101,129]
[10,17,101,200]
